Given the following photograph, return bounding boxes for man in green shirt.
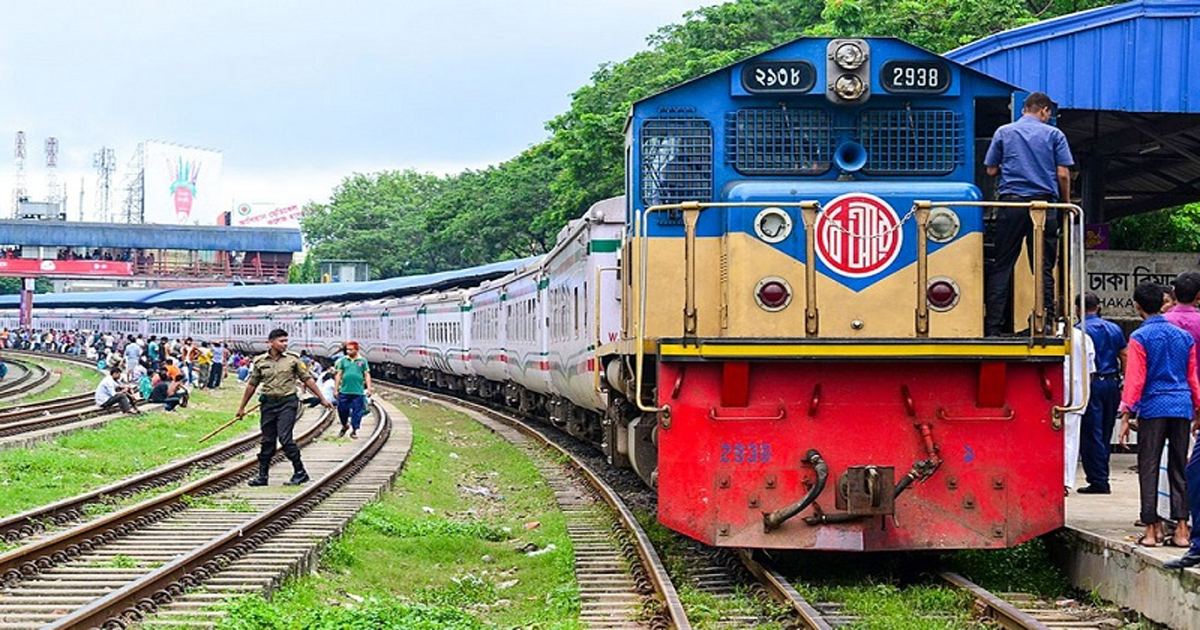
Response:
[335,341,372,439]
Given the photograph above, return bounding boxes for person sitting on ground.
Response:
[168,373,190,409]
[164,358,182,381]
[138,369,153,399]
[302,372,337,408]
[95,367,140,415]
[237,357,251,382]
[151,373,189,411]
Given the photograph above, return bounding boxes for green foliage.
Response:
[287,254,319,284]
[1109,203,1200,252]
[0,277,52,295]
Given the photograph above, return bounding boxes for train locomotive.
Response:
[3,36,1086,552]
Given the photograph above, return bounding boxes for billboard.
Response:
[230,202,304,229]
[142,141,223,225]
[0,259,134,277]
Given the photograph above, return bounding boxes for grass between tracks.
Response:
[0,357,100,408]
[0,381,250,518]
[212,394,579,630]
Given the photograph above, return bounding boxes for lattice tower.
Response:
[12,132,26,218]
[93,147,116,222]
[45,137,60,204]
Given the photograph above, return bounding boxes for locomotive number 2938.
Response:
[719,442,772,463]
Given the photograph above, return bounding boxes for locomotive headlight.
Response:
[754,207,793,244]
[834,42,867,70]
[925,207,961,243]
[755,277,792,311]
[834,74,866,100]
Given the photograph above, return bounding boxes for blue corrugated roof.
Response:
[0,288,171,309]
[0,221,303,252]
[147,255,541,307]
[947,0,1200,113]
[0,255,543,311]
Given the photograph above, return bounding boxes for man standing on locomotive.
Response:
[982,92,1074,336]
[236,328,335,486]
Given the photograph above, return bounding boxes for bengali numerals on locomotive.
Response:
[719,442,772,463]
[741,61,816,94]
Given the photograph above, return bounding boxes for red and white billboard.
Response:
[230,202,304,229]
[0,259,134,277]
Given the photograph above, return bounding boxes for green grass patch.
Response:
[797,581,977,630]
[215,396,580,629]
[945,537,1070,597]
[0,357,101,407]
[0,383,255,517]
[212,581,488,630]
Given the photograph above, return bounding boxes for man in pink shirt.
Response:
[1119,282,1200,550]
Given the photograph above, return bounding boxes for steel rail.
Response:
[380,382,692,630]
[736,550,833,630]
[0,360,48,399]
[939,570,1052,630]
[48,399,391,630]
[0,411,269,543]
[0,392,94,424]
[0,408,334,587]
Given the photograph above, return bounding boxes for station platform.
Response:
[1063,452,1200,629]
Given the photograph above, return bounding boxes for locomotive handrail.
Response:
[916,200,1087,423]
[634,201,821,414]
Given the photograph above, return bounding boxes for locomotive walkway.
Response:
[1065,454,1200,629]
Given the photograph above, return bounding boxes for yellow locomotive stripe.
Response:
[658,341,1065,360]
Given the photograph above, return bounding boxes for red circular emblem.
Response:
[814,193,903,278]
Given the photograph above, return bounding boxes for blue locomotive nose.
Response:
[834,140,867,173]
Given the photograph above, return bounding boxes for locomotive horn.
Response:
[834,140,868,173]
[763,448,828,531]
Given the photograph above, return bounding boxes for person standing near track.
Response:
[236,328,334,486]
[334,341,372,439]
[982,92,1074,336]
[1076,292,1127,494]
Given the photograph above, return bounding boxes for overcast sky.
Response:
[0,0,714,221]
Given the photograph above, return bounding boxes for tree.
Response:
[1109,204,1200,252]
[0,277,53,295]
[287,255,319,284]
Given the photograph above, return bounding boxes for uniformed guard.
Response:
[236,328,334,486]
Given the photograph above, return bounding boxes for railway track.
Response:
[0,398,410,629]
[740,552,1125,629]
[380,383,689,630]
[382,381,1136,630]
[0,360,49,401]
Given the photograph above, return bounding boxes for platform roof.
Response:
[947,0,1200,220]
[0,255,541,310]
[0,221,303,252]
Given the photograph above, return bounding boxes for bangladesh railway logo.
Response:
[815,193,903,278]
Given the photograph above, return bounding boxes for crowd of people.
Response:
[1067,275,1200,570]
[3,327,372,487]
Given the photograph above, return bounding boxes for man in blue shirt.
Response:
[1076,292,1127,494]
[982,92,1075,335]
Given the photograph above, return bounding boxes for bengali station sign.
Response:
[0,259,134,277]
[231,202,304,228]
[1087,251,1197,320]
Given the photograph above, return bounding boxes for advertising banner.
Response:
[0,259,134,277]
[230,202,304,229]
[142,141,224,225]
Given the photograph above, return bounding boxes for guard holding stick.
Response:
[237,328,334,486]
